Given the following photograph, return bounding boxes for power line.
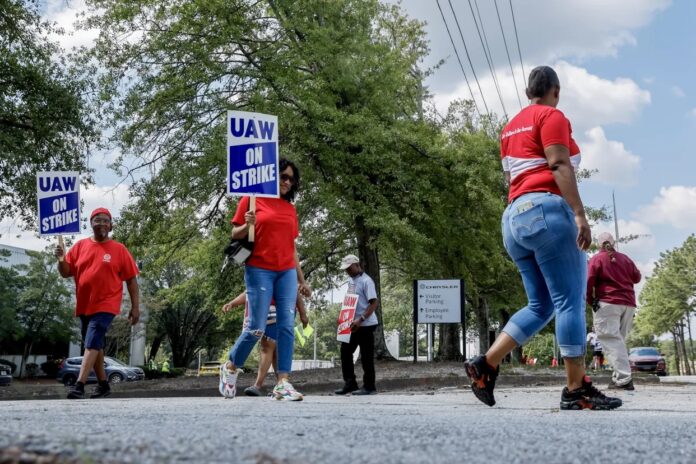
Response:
[435,0,482,118]
[509,0,527,91]
[468,0,507,118]
[446,0,491,117]
[494,0,523,110]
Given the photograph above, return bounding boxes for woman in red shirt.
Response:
[464,66,621,411]
[219,158,311,401]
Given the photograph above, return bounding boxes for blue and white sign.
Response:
[227,110,279,198]
[36,171,81,236]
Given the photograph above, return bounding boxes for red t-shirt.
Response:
[500,105,581,202]
[232,196,299,271]
[586,249,641,307]
[66,238,139,316]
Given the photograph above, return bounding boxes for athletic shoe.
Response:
[272,380,303,401]
[90,383,112,399]
[334,382,359,395]
[351,388,377,395]
[560,375,623,410]
[608,379,635,391]
[218,363,237,399]
[244,385,263,397]
[464,355,499,407]
[67,383,85,400]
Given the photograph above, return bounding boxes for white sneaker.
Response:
[218,363,237,399]
[272,380,303,401]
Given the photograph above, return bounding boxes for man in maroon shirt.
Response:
[587,232,641,390]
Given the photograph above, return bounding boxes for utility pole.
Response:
[612,190,620,250]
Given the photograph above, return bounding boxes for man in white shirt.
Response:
[334,254,380,396]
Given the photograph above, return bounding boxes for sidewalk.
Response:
[0,361,660,401]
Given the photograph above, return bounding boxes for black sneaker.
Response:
[560,376,623,410]
[608,379,635,391]
[334,382,359,395]
[67,383,85,400]
[351,388,377,396]
[90,383,112,399]
[464,355,499,407]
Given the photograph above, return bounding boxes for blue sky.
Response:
[3,0,694,300]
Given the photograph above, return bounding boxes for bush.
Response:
[40,358,63,378]
[141,367,185,380]
[0,359,17,375]
[25,363,39,378]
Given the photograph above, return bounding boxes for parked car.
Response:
[0,365,12,386]
[198,361,222,377]
[56,356,145,386]
[629,347,668,376]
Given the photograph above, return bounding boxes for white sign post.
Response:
[36,171,81,236]
[413,279,465,363]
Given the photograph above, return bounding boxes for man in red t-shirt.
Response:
[587,232,641,390]
[55,207,140,399]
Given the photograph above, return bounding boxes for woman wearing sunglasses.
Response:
[220,158,311,401]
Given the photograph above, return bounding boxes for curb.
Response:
[0,373,661,401]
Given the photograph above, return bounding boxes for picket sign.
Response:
[337,293,359,343]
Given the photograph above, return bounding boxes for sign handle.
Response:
[248,196,257,242]
[58,235,65,251]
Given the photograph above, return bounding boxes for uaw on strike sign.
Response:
[337,293,359,343]
[227,110,279,198]
[36,172,80,236]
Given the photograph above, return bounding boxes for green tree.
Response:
[0,250,23,343]
[0,0,97,224]
[634,235,696,374]
[14,251,75,377]
[81,0,444,360]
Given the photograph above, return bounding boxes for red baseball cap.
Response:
[90,207,112,220]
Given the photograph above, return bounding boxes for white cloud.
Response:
[579,127,641,185]
[637,186,696,229]
[554,62,651,132]
[432,62,650,134]
[671,86,686,98]
[642,77,656,85]
[45,0,99,51]
[512,0,671,62]
[593,219,654,255]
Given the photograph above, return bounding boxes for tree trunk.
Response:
[475,297,490,356]
[149,334,164,362]
[355,215,394,360]
[437,323,461,360]
[687,312,695,372]
[679,321,692,375]
[672,329,681,376]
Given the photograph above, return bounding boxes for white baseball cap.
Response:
[339,254,360,270]
[597,232,615,246]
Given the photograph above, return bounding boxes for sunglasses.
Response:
[91,218,111,225]
[280,174,295,184]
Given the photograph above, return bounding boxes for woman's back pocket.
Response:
[512,203,548,239]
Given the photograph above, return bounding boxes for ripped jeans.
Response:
[228,266,297,374]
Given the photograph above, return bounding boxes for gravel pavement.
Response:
[1,384,694,463]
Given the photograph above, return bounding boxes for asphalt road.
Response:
[1,384,694,464]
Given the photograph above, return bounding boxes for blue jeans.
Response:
[501,192,587,358]
[228,266,297,374]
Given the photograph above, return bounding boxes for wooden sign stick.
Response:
[248,196,257,242]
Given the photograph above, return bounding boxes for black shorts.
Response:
[79,313,115,350]
[593,350,604,357]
